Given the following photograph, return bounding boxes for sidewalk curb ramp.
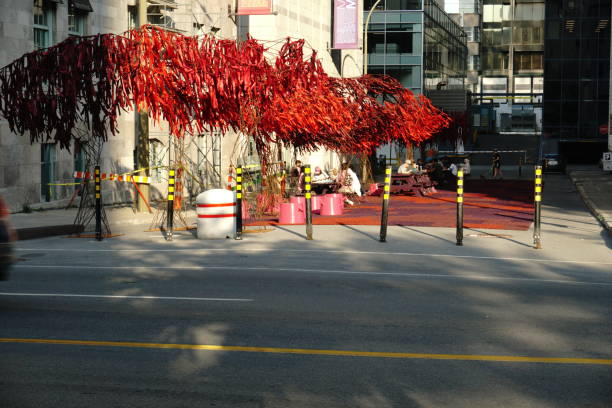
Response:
[569,174,612,236]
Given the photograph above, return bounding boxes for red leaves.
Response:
[0,25,449,155]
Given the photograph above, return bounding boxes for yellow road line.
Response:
[1,338,611,365]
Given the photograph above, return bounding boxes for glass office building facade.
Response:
[543,0,610,162]
[365,0,467,99]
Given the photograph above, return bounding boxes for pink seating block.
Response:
[326,193,345,213]
[290,196,306,213]
[311,195,322,213]
[320,195,343,216]
[241,199,250,220]
[278,203,305,224]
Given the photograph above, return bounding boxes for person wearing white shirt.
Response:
[397,159,416,174]
[347,167,361,197]
[463,158,471,176]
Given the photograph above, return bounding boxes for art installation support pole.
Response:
[167,169,175,241]
[304,165,313,240]
[379,166,392,242]
[534,165,542,249]
[235,166,243,240]
[135,0,150,213]
[94,166,102,241]
[456,165,464,246]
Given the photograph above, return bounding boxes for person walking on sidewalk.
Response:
[491,149,503,179]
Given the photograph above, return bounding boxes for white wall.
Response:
[0,0,365,210]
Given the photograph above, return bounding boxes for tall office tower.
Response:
[475,0,544,139]
[364,0,467,161]
[543,0,610,163]
[445,1,482,94]
[364,0,467,106]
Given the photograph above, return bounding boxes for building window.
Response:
[365,0,422,11]
[514,52,543,71]
[74,140,87,174]
[68,9,86,36]
[33,0,55,49]
[128,5,137,30]
[466,27,480,43]
[68,0,92,36]
[41,143,57,202]
[149,139,166,183]
[468,55,480,71]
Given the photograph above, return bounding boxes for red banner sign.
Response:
[237,0,273,15]
[333,0,359,49]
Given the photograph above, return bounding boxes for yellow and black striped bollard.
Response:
[95,166,102,241]
[534,165,542,249]
[167,169,175,241]
[304,165,313,240]
[235,166,243,240]
[456,165,464,246]
[379,166,392,242]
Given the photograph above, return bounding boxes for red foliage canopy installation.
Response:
[0,26,450,153]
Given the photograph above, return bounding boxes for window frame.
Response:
[33,0,55,49]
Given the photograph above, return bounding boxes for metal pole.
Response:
[304,165,313,240]
[135,0,150,213]
[456,165,464,246]
[534,165,542,249]
[94,166,102,241]
[235,166,243,240]
[166,169,175,241]
[363,0,383,75]
[379,166,392,242]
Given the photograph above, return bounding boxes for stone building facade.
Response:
[0,0,362,212]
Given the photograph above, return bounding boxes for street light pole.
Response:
[363,0,383,75]
[361,0,383,184]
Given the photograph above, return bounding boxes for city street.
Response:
[1,176,612,407]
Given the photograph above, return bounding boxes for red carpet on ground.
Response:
[245,180,534,230]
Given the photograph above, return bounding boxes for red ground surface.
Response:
[245,180,534,230]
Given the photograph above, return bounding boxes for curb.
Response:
[17,224,84,241]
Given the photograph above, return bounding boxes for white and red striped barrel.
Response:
[196,189,237,239]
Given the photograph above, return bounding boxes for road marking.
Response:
[1,338,611,365]
[12,265,612,287]
[14,247,612,266]
[0,292,252,302]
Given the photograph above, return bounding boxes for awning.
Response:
[70,0,93,12]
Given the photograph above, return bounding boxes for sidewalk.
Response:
[9,166,612,239]
[11,206,196,240]
[567,165,612,234]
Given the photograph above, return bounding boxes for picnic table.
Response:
[311,180,339,195]
[388,173,437,196]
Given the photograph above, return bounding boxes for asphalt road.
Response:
[1,175,611,407]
